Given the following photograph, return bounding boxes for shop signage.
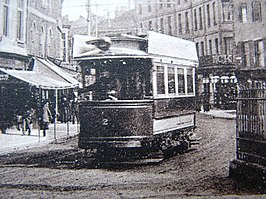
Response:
[0,74,9,81]
[212,55,233,64]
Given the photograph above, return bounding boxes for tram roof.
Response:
[73,32,198,65]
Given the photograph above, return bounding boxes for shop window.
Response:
[254,40,265,67]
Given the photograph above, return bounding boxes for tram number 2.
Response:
[102,118,109,126]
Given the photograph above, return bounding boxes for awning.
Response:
[0,58,80,90]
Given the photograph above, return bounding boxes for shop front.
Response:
[198,55,237,110]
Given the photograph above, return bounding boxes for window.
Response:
[215,38,219,54]
[207,4,210,27]
[138,4,142,15]
[213,2,217,25]
[224,37,233,55]
[148,1,152,13]
[148,21,152,30]
[194,9,198,31]
[209,39,212,55]
[156,66,165,94]
[168,16,172,36]
[17,0,24,41]
[222,1,233,22]
[254,40,265,67]
[178,13,182,34]
[160,18,164,33]
[3,0,9,37]
[168,66,175,94]
[159,0,163,9]
[252,2,262,22]
[155,65,195,97]
[167,0,171,8]
[239,3,247,23]
[185,12,190,33]
[199,7,203,30]
[200,41,204,56]
[196,42,199,56]
[187,68,194,94]
[177,68,185,95]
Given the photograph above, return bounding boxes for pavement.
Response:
[0,122,79,155]
[0,108,236,155]
[199,108,236,120]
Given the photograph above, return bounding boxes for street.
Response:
[0,113,264,198]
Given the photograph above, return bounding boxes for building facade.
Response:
[233,0,266,87]
[0,0,66,133]
[135,0,237,109]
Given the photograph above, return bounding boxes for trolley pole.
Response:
[87,0,91,36]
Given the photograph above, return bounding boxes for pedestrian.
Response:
[203,93,210,112]
[23,109,32,135]
[41,100,52,137]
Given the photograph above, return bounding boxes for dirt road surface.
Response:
[0,113,264,198]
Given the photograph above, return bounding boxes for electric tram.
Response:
[74,32,199,160]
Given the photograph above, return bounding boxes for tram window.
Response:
[157,66,165,94]
[177,68,185,95]
[168,66,175,94]
[187,68,194,94]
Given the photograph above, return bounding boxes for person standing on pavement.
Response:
[41,100,52,137]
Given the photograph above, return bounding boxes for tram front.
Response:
[76,41,156,158]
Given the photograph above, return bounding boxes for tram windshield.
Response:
[80,58,152,101]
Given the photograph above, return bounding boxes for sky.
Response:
[62,0,134,20]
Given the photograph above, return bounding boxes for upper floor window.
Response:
[222,1,233,22]
[160,18,164,34]
[168,16,172,36]
[252,2,262,22]
[159,0,163,9]
[213,2,217,25]
[167,0,171,8]
[148,1,152,13]
[17,0,25,41]
[178,13,182,34]
[148,21,153,31]
[194,9,198,31]
[209,39,212,55]
[239,3,247,23]
[138,4,142,15]
[3,0,9,37]
[185,12,190,33]
[199,7,203,30]
[207,4,211,27]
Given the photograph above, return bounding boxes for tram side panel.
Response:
[78,101,154,150]
[153,97,196,150]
